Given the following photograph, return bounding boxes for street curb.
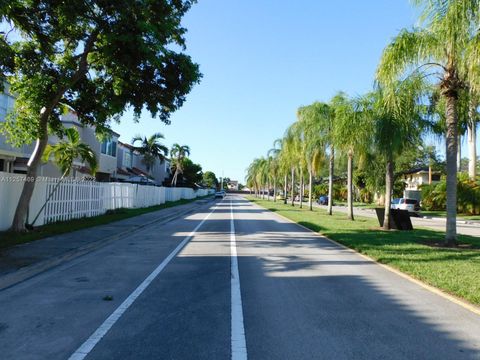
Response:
[247,198,480,317]
[0,199,212,291]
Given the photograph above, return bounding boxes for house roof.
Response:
[403,167,441,175]
[118,141,135,150]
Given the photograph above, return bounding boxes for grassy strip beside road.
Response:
[0,196,212,250]
[247,196,480,306]
[420,210,480,221]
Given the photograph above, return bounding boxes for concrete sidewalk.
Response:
[0,197,215,290]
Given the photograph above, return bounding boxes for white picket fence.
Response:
[0,171,213,231]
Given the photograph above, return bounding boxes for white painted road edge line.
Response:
[68,204,219,360]
[230,199,248,360]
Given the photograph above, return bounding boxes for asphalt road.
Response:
[1,195,479,359]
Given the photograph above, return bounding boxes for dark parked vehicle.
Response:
[317,195,329,205]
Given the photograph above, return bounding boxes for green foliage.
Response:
[42,127,97,176]
[131,133,168,173]
[312,184,328,198]
[169,157,202,188]
[421,173,480,214]
[202,171,218,188]
[0,0,202,145]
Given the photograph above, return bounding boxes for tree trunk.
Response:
[11,112,49,231]
[299,171,304,209]
[291,167,295,206]
[429,161,432,184]
[284,173,288,204]
[267,181,270,201]
[383,160,393,230]
[457,134,461,172]
[273,177,277,202]
[347,150,354,221]
[327,145,334,215]
[445,94,458,245]
[308,169,313,211]
[468,98,477,180]
[10,29,99,232]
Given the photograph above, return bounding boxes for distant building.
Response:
[403,168,441,191]
[115,141,171,185]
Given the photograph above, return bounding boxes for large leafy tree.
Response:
[376,0,480,244]
[202,171,218,188]
[131,133,169,175]
[1,0,201,231]
[170,144,191,187]
[174,158,202,188]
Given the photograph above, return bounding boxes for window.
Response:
[123,151,132,168]
[101,139,117,157]
[0,93,14,122]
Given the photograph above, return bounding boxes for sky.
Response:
[112,1,421,183]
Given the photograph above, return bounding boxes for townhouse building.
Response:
[0,85,171,185]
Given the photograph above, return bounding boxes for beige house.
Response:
[403,168,441,191]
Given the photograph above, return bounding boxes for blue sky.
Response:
[112,1,420,182]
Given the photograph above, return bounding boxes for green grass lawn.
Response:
[0,196,211,250]
[247,196,480,306]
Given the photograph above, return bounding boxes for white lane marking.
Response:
[230,199,248,360]
[68,204,219,360]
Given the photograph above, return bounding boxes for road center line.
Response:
[230,199,248,360]
[68,204,219,360]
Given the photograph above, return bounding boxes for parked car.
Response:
[317,195,329,205]
[215,191,225,199]
[391,198,401,209]
[394,198,420,215]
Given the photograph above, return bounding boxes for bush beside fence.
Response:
[0,172,213,231]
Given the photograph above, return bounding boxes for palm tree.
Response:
[376,0,480,244]
[304,101,335,215]
[284,125,302,206]
[267,143,281,202]
[357,79,424,230]
[297,103,327,211]
[31,127,97,226]
[274,138,290,204]
[131,133,169,175]
[170,144,190,187]
[333,92,378,220]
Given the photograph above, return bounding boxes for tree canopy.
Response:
[1,0,201,231]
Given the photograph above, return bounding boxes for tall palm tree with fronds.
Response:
[31,127,97,226]
[131,133,169,175]
[274,138,291,204]
[267,147,280,202]
[357,79,425,230]
[376,0,480,244]
[297,103,327,210]
[333,93,372,220]
[284,124,302,206]
[170,143,191,187]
